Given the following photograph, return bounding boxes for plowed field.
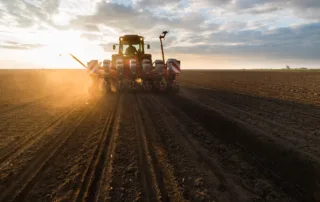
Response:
[0,69,319,202]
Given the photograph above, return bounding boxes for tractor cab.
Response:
[113,35,150,57]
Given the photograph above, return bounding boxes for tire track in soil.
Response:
[0,99,98,202]
[180,87,320,157]
[141,94,249,202]
[135,94,187,202]
[106,93,185,202]
[167,92,320,201]
[0,90,84,150]
[133,93,169,202]
[0,87,72,114]
[184,86,320,130]
[143,94,302,201]
[183,85,320,135]
[0,98,82,163]
[20,95,119,202]
[207,97,320,147]
[155,95,301,201]
[75,94,123,202]
[204,96,320,145]
[182,84,320,116]
[180,76,320,106]
[105,94,142,202]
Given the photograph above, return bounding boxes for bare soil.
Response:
[0,69,319,202]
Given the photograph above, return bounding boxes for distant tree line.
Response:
[285,65,308,70]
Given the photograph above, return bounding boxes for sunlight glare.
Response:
[28,30,94,68]
[52,12,70,26]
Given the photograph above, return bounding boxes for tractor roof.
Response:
[120,35,144,43]
[121,35,142,39]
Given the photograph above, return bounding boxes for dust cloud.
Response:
[0,69,93,112]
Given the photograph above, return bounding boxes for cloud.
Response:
[99,42,114,52]
[218,21,247,31]
[66,1,320,62]
[70,1,214,34]
[0,40,45,50]
[70,2,154,33]
[0,0,61,28]
[134,0,181,7]
[0,7,4,17]
[214,0,320,19]
[0,0,319,66]
[168,22,320,60]
[189,0,232,7]
[80,32,102,41]
[243,5,281,14]
[71,23,100,32]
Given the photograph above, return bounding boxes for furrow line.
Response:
[0,88,71,114]
[182,84,320,119]
[0,100,98,202]
[75,95,122,202]
[167,93,319,201]
[137,94,186,202]
[0,104,79,164]
[133,94,164,202]
[149,94,243,200]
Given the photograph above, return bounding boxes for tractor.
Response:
[69,32,180,94]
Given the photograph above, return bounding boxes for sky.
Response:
[0,0,319,69]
